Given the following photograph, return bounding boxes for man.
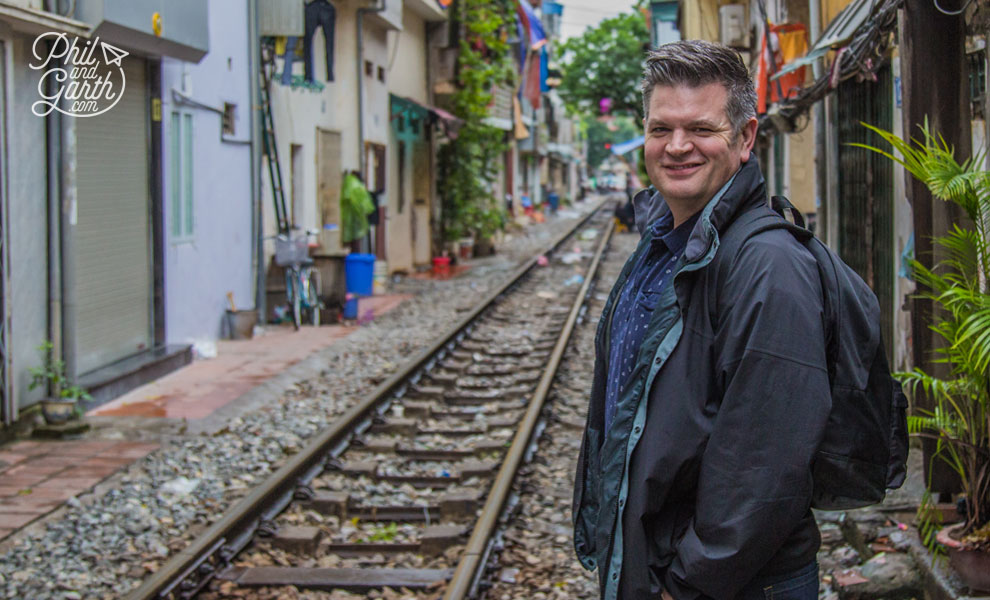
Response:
[573,40,830,600]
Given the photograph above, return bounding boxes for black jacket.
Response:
[573,157,830,600]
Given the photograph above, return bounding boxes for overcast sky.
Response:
[557,0,641,41]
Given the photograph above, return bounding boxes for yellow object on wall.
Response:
[152,12,162,37]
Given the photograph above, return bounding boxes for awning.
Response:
[611,135,645,155]
[390,94,464,139]
[773,0,876,79]
[0,2,90,38]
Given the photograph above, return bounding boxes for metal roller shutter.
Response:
[837,65,894,361]
[75,58,152,375]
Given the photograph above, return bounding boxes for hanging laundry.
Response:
[340,172,375,244]
[524,51,542,108]
[755,22,808,113]
[514,0,547,109]
[304,0,336,83]
[513,96,529,140]
[539,46,549,93]
[281,36,299,85]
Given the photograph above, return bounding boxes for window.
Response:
[170,111,194,240]
[969,49,986,119]
[365,60,373,76]
[222,102,236,135]
[377,66,385,82]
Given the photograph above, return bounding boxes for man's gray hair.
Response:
[641,40,757,136]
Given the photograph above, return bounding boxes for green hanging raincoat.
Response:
[340,173,375,243]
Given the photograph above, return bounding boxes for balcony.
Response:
[75,0,208,62]
[0,0,89,37]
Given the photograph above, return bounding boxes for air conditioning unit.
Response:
[719,4,747,48]
[259,0,304,37]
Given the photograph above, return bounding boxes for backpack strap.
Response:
[707,197,837,372]
[707,198,811,331]
[770,195,807,229]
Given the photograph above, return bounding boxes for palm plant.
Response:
[855,121,989,549]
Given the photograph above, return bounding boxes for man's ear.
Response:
[738,117,758,162]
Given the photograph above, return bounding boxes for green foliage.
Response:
[28,341,92,404]
[437,0,515,242]
[359,522,398,543]
[858,121,990,547]
[584,115,641,170]
[557,12,650,119]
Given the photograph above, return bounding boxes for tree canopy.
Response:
[558,11,650,119]
[584,115,641,171]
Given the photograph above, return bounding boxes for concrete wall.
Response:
[363,24,390,149]
[387,10,427,103]
[890,53,914,372]
[786,125,816,215]
[161,0,253,348]
[680,0,719,41]
[265,0,361,257]
[3,0,43,9]
[2,31,52,410]
[386,8,428,273]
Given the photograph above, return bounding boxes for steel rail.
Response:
[125,200,609,600]
[443,217,615,600]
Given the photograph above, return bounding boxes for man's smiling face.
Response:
[643,82,756,221]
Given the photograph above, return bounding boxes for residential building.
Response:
[385,0,448,273]
[261,0,449,293]
[0,0,210,424]
[0,0,89,425]
[161,0,255,355]
[673,0,913,373]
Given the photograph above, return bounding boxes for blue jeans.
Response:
[281,36,299,85]
[735,561,819,600]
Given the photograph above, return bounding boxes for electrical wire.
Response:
[932,0,975,15]
[762,0,902,131]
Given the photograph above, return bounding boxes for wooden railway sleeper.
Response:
[125,204,612,600]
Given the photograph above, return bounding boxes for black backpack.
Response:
[710,196,909,510]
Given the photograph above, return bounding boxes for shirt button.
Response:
[612,573,619,580]
[633,426,642,434]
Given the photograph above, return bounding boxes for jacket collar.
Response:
[633,155,768,262]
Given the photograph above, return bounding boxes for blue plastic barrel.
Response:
[344,253,376,319]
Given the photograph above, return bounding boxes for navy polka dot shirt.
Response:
[604,209,701,433]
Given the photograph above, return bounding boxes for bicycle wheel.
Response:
[285,269,301,330]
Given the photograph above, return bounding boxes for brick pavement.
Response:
[88,294,410,419]
[0,294,412,542]
[0,440,158,540]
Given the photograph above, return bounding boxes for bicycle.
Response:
[272,229,322,330]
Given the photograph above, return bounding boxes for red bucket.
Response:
[432,256,451,277]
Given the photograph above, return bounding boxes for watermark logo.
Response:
[29,33,129,118]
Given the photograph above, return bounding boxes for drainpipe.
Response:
[248,0,265,323]
[357,0,386,177]
[808,0,829,243]
[425,21,439,259]
[60,76,78,380]
[45,25,62,371]
[43,0,78,380]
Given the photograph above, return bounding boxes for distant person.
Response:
[573,40,830,600]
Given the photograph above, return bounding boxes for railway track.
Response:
[126,202,616,600]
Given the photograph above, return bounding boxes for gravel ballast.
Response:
[0,200,607,600]
[484,227,637,600]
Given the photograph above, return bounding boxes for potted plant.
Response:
[858,122,989,590]
[28,341,91,424]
